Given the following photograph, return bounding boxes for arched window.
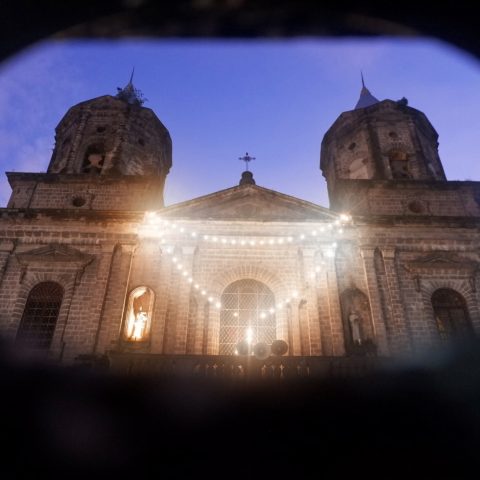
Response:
[123,287,155,342]
[219,279,275,355]
[82,143,105,174]
[432,289,472,341]
[16,282,64,351]
[389,149,411,179]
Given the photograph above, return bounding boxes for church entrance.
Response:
[219,279,276,355]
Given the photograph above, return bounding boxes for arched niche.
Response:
[339,288,376,355]
[123,286,155,342]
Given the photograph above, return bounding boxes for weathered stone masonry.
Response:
[1,80,480,364]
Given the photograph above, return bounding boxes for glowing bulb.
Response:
[259,240,265,245]
[215,302,222,309]
[180,227,185,233]
[177,263,183,269]
[212,236,218,242]
[319,226,325,232]
[315,266,321,273]
[312,230,317,236]
[172,224,178,229]
[208,296,213,303]
[278,238,284,244]
[188,278,193,283]
[240,240,246,246]
[246,327,253,345]
[278,302,284,308]
[191,232,197,237]
[231,239,237,245]
[201,290,206,295]
[194,284,199,289]
[260,312,266,319]
[269,308,275,314]
[249,240,255,246]
[338,228,343,234]
[166,247,173,254]
[299,234,305,240]
[233,312,239,317]
[310,273,316,279]
[221,238,227,244]
[292,290,299,298]
[182,271,188,277]
[204,235,209,240]
[172,257,178,263]
[287,237,293,242]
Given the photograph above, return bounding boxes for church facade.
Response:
[1,79,479,374]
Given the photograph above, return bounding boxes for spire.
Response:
[355,72,379,110]
[116,68,147,106]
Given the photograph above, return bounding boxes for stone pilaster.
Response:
[0,240,14,286]
[381,247,412,353]
[359,245,390,355]
[321,244,345,356]
[172,245,196,354]
[301,247,321,355]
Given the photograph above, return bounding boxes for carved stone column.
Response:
[381,247,412,353]
[359,245,390,355]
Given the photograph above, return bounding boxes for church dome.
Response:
[47,82,172,178]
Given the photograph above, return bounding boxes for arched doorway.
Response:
[219,279,275,355]
[15,282,64,351]
[431,288,473,341]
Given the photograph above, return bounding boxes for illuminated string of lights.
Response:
[139,211,352,245]
[162,243,335,318]
[138,211,351,316]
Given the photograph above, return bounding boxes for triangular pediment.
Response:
[404,252,478,274]
[16,244,94,266]
[161,184,336,221]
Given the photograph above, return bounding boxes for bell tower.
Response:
[320,81,447,214]
[7,78,172,211]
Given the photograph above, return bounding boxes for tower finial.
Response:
[354,72,379,109]
[116,68,147,106]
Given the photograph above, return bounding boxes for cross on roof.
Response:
[239,152,255,171]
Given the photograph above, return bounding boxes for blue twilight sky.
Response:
[0,38,479,208]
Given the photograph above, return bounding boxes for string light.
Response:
[144,212,351,317]
[138,211,352,246]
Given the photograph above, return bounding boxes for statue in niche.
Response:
[348,310,363,344]
[124,287,153,341]
[340,288,377,356]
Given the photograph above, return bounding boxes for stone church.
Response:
[1,78,479,375]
